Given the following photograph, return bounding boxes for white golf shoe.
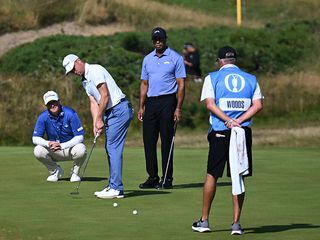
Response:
[96,188,124,199]
[70,173,81,182]
[47,166,64,182]
[70,165,81,182]
[94,186,110,196]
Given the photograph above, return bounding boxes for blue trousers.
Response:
[104,99,133,191]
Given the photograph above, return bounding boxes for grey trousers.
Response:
[33,143,86,174]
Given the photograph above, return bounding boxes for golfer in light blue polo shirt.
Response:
[138,27,186,189]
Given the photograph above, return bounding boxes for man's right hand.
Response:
[225,119,241,129]
[95,118,104,135]
[48,141,61,152]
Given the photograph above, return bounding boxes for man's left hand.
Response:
[49,141,61,152]
[95,118,104,135]
[225,118,241,128]
[174,108,182,122]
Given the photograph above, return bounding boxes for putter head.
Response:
[70,191,79,195]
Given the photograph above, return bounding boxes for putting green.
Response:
[0,146,319,240]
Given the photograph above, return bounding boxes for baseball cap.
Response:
[43,91,59,105]
[151,27,167,40]
[62,54,79,75]
[217,46,237,59]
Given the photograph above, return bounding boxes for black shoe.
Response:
[139,177,160,189]
[158,178,173,189]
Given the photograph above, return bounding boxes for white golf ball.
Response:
[132,210,138,215]
[113,203,118,207]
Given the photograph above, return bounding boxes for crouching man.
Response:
[32,90,87,182]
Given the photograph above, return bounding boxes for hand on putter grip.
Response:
[95,118,104,134]
[174,108,182,122]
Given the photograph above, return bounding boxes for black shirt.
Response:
[185,50,201,77]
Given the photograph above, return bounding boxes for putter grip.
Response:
[93,134,99,144]
[173,122,178,136]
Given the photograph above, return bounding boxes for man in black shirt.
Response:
[183,42,202,83]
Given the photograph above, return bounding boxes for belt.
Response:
[147,93,176,99]
[116,98,126,104]
[105,98,126,114]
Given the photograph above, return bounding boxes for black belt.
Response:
[118,98,126,104]
[105,98,126,114]
[147,93,176,99]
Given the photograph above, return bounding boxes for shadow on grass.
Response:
[214,223,320,234]
[125,189,171,198]
[246,224,320,234]
[174,181,231,189]
[60,177,108,182]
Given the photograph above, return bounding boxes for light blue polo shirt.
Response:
[33,106,84,143]
[141,47,186,97]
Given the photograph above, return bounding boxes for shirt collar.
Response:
[84,63,90,80]
[219,64,239,71]
[153,47,170,57]
[48,106,64,119]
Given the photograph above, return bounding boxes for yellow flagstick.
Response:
[237,0,242,26]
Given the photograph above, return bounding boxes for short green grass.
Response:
[0,146,319,240]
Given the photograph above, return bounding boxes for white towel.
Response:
[229,127,249,195]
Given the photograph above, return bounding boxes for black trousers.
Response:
[207,127,253,178]
[143,93,177,180]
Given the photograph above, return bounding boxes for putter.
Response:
[161,122,178,189]
[70,134,99,195]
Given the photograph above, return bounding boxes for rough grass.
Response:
[0,0,38,32]
[0,0,81,33]
[1,70,319,147]
[0,0,266,35]
[259,72,320,117]
[253,127,320,147]
[156,0,320,23]
[107,0,261,29]
[1,0,319,35]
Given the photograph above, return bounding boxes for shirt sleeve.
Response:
[175,55,186,79]
[70,112,85,137]
[141,57,149,80]
[60,135,83,150]
[92,66,106,87]
[253,82,263,100]
[33,115,45,137]
[200,75,215,101]
[32,136,49,147]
